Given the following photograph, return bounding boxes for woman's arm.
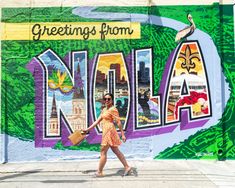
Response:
[117,121,126,142]
[83,116,102,132]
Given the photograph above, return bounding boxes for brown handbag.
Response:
[68,130,86,145]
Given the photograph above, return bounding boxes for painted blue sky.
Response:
[136,49,151,70]
[40,50,68,72]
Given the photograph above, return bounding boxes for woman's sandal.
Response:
[123,167,132,177]
[93,171,104,178]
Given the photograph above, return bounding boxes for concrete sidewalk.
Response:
[0,160,235,188]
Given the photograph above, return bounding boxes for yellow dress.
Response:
[100,106,122,147]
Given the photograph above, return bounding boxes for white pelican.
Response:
[175,14,196,43]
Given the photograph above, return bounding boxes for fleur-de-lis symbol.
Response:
[178,45,200,73]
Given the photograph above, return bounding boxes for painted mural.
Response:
[1,3,234,162]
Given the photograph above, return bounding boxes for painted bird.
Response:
[175,14,196,43]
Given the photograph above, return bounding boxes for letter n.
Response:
[27,49,88,147]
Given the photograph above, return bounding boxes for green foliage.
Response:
[1,63,35,140]
[1,7,107,23]
[53,140,100,152]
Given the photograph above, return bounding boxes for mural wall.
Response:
[1,1,234,162]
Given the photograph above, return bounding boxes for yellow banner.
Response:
[0,22,141,41]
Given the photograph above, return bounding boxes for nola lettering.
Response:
[29,41,212,147]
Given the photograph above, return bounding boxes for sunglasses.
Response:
[103,97,112,101]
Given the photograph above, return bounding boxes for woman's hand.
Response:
[81,128,88,133]
[122,134,127,143]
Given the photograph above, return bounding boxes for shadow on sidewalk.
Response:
[81,167,138,177]
[42,180,87,183]
[0,170,42,181]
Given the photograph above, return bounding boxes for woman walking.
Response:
[83,93,132,177]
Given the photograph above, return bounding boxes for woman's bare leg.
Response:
[111,146,130,171]
[98,145,110,174]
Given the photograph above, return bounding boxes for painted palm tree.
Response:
[175,14,196,43]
